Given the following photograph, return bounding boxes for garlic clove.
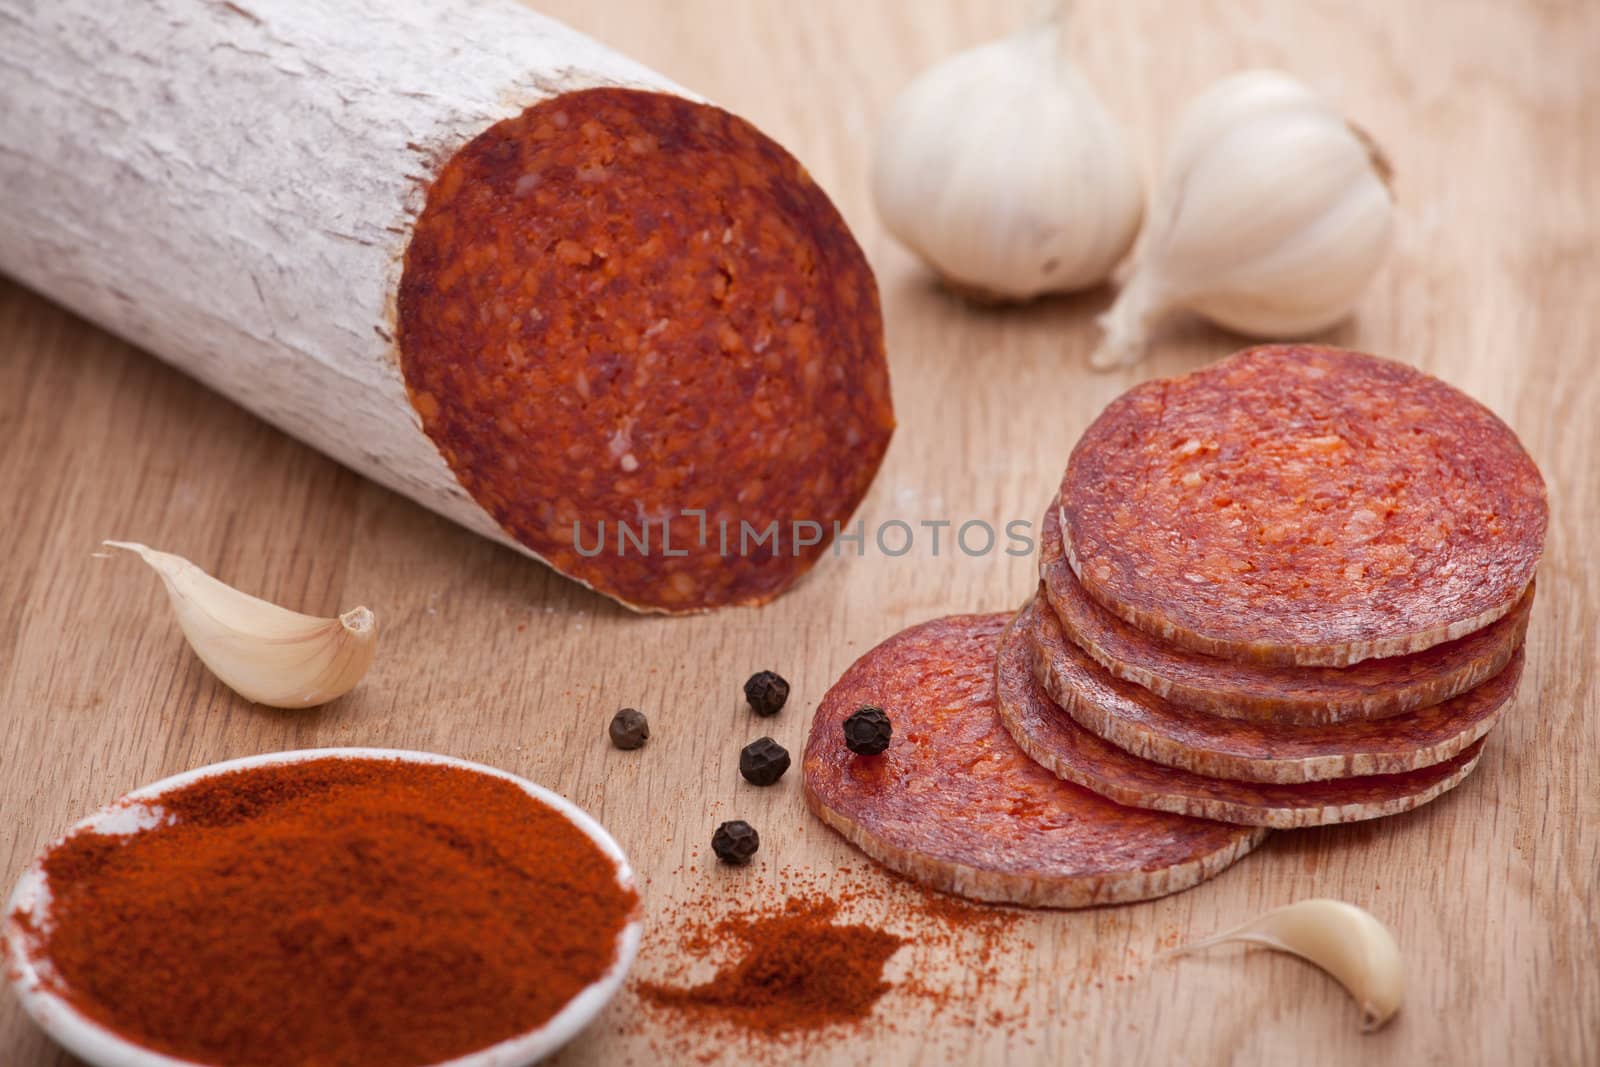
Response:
[105,541,377,709]
[1171,898,1404,1032]
[871,4,1143,302]
[1091,70,1394,369]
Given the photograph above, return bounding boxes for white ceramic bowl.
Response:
[3,748,642,1067]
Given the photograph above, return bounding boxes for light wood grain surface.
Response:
[2,1,1596,1064]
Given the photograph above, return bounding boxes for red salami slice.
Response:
[1039,500,1533,725]
[1060,345,1547,665]
[1026,589,1522,784]
[400,88,894,612]
[802,613,1265,907]
[998,599,1489,828]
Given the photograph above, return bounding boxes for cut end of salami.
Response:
[1060,345,1547,665]
[399,88,893,612]
[1000,597,1491,828]
[802,612,1265,908]
[1039,499,1534,725]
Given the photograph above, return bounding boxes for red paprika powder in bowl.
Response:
[3,748,642,1067]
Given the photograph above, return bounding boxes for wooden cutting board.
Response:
[1,1,1595,1063]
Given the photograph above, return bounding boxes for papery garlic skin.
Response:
[1175,898,1404,1032]
[1093,70,1394,369]
[106,542,377,709]
[872,10,1143,302]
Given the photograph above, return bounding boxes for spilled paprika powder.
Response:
[636,895,904,1036]
[11,756,638,1067]
[629,867,1030,1062]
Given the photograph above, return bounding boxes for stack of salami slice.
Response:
[805,345,1546,907]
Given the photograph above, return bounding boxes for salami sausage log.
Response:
[1039,501,1532,725]
[1026,590,1522,784]
[0,0,893,612]
[999,599,1489,828]
[1060,345,1546,664]
[802,613,1265,907]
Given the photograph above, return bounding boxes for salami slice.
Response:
[1060,345,1547,665]
[1039,501,1533,724]
[999,599,1490,827]
[1026,589,1523,784]
[400,88,894,613]
[802,613,1265,907]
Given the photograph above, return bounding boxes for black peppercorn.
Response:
[608,707,650,750]
[744,670,790,716]
[711,820,760,864]
[843,706,892,755]
[739,737,791,786]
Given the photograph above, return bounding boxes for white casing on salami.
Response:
[0,0,690,558]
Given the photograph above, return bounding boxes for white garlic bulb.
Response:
[871,2,1143,302]
[1092,69,1395,369]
